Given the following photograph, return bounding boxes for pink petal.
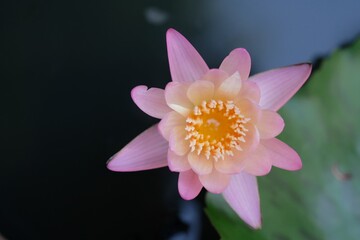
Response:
[257,110,284,139]
[178,170,203,200]
[214,72,242,100]
[235,98,261,124]
[238,81,261,104]
[165,82,193,117]
[187,80,215,105]
[169,126,189,156]
[166,29,209,83]
[199,170,230,194]
[131,86,172,119]
[220,48,251,81]
[214,154,245,174]
[242,144,272,176]
[249,63,312,111]
[158,111,185,140]
[107,125,168,172]
[222,172,261,229]
[201,69,229,89]
[240,122,260,153]
[188,152,213,175]
[168,149,191,172]
[261,138,302,171]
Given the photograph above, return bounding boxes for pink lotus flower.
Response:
[107,29,312,229]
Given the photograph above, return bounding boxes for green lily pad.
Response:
[206,39,360,240]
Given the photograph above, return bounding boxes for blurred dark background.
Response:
[1,0,360,239]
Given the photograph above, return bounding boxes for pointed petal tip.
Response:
[294,62,312,82]
[222,173,261,231]
[106,155,113,165]
[106,125,169,172]
[166,28,178,36]
[306,63,312,79]
[166,29,181,50]
[106,155,120,172]
[106,158,114,170]
[261,138,303,171]
[249,220,262,230]
[166,28,183,45]
[250,62,312,111]
[166,28,209,83]
[106,151,125,172]
[299,61,312,73]
[241,214,262,229]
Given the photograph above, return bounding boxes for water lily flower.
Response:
[107,28,312,229]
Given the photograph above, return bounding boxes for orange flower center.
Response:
[185,99,250,161]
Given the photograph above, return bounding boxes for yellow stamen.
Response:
[185,99,250,161]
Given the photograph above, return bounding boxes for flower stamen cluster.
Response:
[185,99,250,161]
